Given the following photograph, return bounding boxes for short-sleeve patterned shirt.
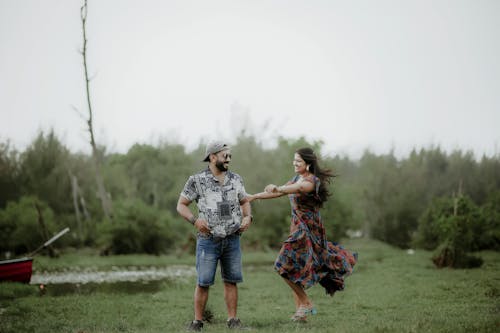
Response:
[181,168,248,238]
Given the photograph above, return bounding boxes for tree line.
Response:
[1,130,499,266]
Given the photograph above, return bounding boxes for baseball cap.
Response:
[202,141,230,162]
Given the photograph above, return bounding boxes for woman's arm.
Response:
[266,180,314,195]
[247,191,286,202]
[247,179,315,202]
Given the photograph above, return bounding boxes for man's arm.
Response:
[176,195,195,222]
[239,197,252,232]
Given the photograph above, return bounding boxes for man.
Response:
[177,141,252,331]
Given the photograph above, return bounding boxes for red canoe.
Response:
[0,228,70,284]
[0,257,33,283]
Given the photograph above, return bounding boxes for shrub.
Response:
[479,190,500,250]
[98,200,181,255]
[0,196,56,255]
[415,195,484,268]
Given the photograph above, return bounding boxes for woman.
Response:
[248,147,357,321]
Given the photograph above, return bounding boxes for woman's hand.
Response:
[265,184,278,193]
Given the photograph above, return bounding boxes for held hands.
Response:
[265,184,279,193]
[247,185,286,202]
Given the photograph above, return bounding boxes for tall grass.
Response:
[1,239,498,332]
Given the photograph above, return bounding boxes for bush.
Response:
[98,200,182,255]
[479,190,500,250]
[432,243,483,268]
[414,197,453,250]
[246,199,290,250]
[415,195,484,268]
[0,196,56,255]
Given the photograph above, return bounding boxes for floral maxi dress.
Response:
[274,175,357,296]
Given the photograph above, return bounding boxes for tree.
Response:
[78,0,113,220]
[17,130,72,215]
[0,141,20,208]
[478,191,500,250]
[0,196,56,255]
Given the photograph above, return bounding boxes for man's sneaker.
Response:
[227,317,251,330]
[187,320,203,331]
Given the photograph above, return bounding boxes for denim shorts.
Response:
[196,233,242,287]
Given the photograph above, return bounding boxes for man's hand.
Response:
[239,215,252,232]
[194,218,210,234]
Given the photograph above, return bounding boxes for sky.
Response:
[1,0,499,159]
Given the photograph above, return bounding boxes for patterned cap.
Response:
[202,141,230,162]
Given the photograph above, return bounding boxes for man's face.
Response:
[214,149,231,172]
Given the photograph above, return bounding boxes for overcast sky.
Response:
[1,0,499,158]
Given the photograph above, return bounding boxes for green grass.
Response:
[1,239,499,332]
[31,248,277,271]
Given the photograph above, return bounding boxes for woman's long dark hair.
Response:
[296,147,335,207]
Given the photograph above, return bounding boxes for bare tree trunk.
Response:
[34,202,56,257]
[79,192,91,222]
[68,170,85,241]
[68,171,83,239]
[152,182,158,207]
[453,179,463,216]
[69,171,91,241]
[80,0,113,220]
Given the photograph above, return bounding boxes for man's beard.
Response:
[215,160,228,172]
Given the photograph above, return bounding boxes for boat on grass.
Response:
[0,257,33,283]
[0,227,70,284]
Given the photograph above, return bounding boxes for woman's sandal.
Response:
[291,308,307,322]
[291,305,314,322]
[291,305,317,322]
[305,306,317,315]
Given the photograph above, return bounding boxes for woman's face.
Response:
[293,153,307,174]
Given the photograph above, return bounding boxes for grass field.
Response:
[1,238,498,333]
